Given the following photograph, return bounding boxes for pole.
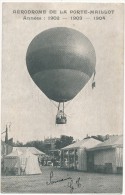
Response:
[5,125,8,144]
[74,149,76,170]
[68,150,70,169]
[63,102,64,117]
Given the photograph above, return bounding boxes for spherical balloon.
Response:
[26,27,96,102]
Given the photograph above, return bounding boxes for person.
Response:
[20,165,26,176]
[76,177,81,188]
[68,179,74,193]
[50,170,53,183]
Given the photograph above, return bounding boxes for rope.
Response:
[92,70,96,82]
[92,70,96,89]
[49,99,58,108]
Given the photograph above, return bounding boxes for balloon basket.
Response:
[56,116,67,125]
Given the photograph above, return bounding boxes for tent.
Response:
[19,149,42,175]
[4,148,42,175]
[61,138,102,171]
[87,135,123,173]
[13,147,45,156]
[4,149,22,175]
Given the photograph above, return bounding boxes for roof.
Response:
[5,149,22,158]
[87,135,123,151]
[61,138,102,150]
[13,147,45,155]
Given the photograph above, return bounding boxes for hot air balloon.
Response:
[26,27,96,124]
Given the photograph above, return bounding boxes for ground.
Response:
[1,166,123,193]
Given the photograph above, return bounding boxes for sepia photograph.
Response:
[1,2,124,193]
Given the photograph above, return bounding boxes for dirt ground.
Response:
[1,166,123,193]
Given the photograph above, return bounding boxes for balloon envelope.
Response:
[26,27,96,102]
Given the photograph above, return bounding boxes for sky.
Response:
[1,3,124,143]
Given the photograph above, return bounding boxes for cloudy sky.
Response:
[2,3,124,143]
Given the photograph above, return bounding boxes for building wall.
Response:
[93,148,123,173]
[115,147,123,173]
[77,148,87,171]
[116,147,123,167]
[94,149,116,166]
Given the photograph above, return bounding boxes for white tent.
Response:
[4,148,42,175]
[4,149,22,175]
[13,147,45,156]
[19,149,42,175]
[61,138,102,171]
